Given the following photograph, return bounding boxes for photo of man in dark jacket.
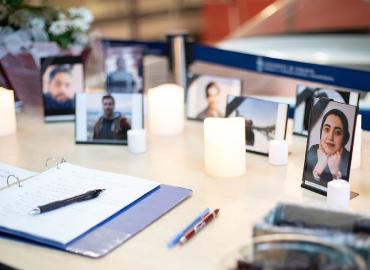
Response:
[93,95,131,141]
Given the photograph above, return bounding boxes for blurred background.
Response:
[23,0,370,70]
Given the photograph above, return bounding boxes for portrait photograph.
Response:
[75,93,143,145]
[226,96,289,155]
[104,45,144,94]
[186,74,242,121]
[302,98,358,195]
[41,56,84,122]
[293,85,359,136]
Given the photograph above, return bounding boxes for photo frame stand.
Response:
[301,183,359,199]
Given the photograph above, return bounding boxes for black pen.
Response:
[29,189,105,215]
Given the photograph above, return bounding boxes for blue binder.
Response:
[0,184,192,258]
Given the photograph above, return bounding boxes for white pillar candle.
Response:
[327,179,350,210]
[351,114,362,170]
[127,129,147,154]
[204,117,246,178]
[0,88,16,137]
[148,84,184,136]
[268,140,288,166]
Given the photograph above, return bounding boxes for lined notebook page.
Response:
[0,163,159,246]
[0,162,36,189]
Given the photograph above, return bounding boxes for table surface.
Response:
[0,107,370,270]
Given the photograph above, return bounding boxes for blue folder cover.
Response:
[63,184,192,258]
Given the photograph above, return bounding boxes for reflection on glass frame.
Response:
[75,93,143,145]
[301,98,358,195]
[293,85,359,136]
[103,45,144,94]
[186,74,242,121]
[226,96,289,155]
[41,56,84,122]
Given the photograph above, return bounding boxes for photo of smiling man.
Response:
[302,98,357,192]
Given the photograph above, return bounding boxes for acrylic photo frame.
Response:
[41,56,84,122]
[293,85,359,136]
[226,96,289,155]
[75,93,144,145]
[301,97,358,196]
[186,74,242,121]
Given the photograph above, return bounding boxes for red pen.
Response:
[179,209,220,245]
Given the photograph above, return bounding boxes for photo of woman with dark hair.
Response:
[186,74,242,121]
[196,82,223,119]
[304,109,352,186]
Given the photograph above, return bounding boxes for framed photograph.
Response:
[75,93,143,145]
[103,45,144,94]
[186,74,242,121]
[301,97,358,195]
[41,56,84,122]
[293,85,359,136]
[226,96,289,155]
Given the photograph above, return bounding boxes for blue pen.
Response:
[167,208,210,248]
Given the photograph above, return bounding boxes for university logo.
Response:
[256,57,264,72]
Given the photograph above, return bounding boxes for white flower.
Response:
[58,12,66,21]
[72,32,89,44]
[29,17,45,30]
[68,7,93,24]
[68,18,89,32]
[49,20,68,35]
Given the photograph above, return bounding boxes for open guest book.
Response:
[0,161,192,257]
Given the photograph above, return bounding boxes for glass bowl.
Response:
[221,234,367,270]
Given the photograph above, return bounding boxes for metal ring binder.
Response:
[6,174,22,187]
[45,157,66,169]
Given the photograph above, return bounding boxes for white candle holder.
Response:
[0,88,16,137]
[148,84,184,136]
[327,179,350,210]
[127,129,147,154]
[204,117,246,178]
[268,140,288,166]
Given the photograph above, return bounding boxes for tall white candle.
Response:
[327,179,350,210]
[0,88,16,137]
[204,117,246,178]
[148,84,184,136]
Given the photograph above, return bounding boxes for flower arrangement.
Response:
[0,0,93,50]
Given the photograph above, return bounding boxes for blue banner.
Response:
[192,44,370,92]
[102,39,167,56]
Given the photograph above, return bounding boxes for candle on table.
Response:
[268,140,288,166]
[148,84,184,136]
[0,88,16,137]
[204,117,246,178]
[327,179,350,210]
[127,129,147,154]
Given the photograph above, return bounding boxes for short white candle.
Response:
[351,114,362,170]
[127,129,147,154]
[327,179,350,210]
[268,140,288,166]
[204,117,246,178]
[0,88,16,137]
[148,84,184,136]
